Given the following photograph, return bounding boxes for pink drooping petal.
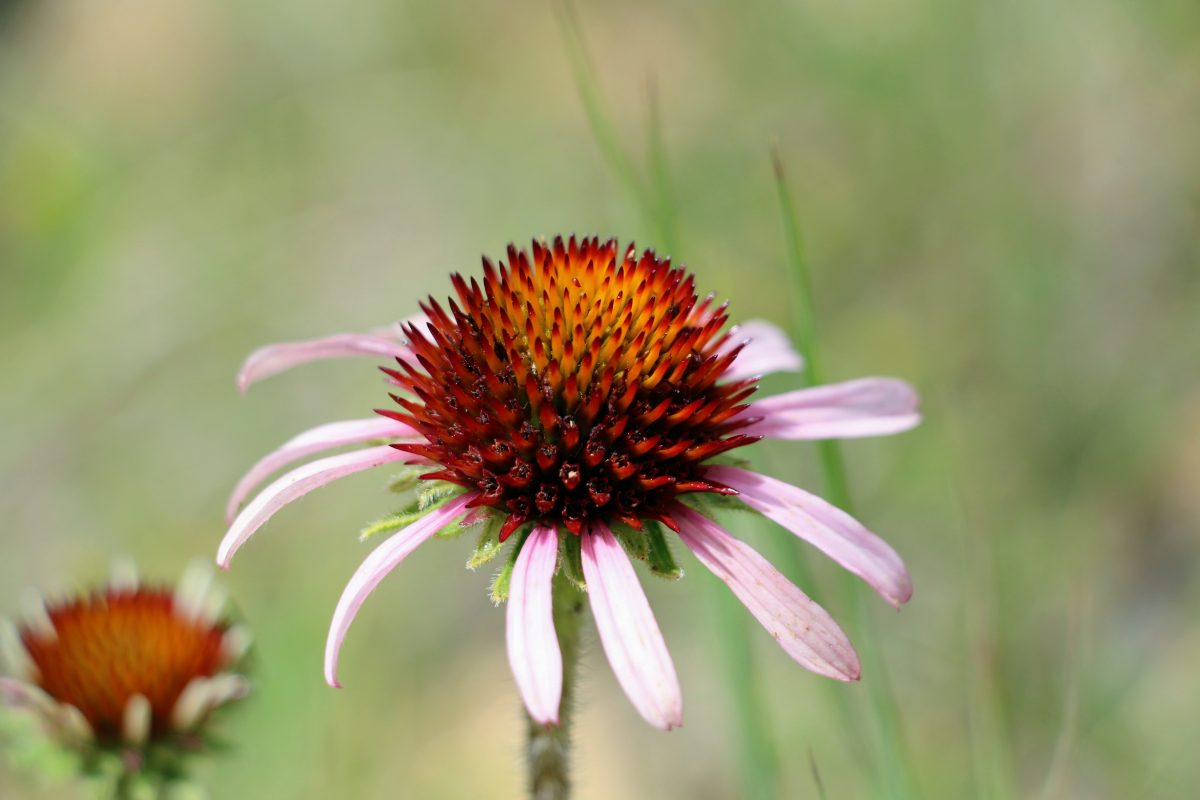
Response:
[672,503,860,681]
[706,466,912,607]
[581,523,683,731]
[742,377,920,439]
[720,319,804,381]
[324,493,476,687]
[506,526,562,726]
[237,332,411,392]
[226,418,416,524]
[217,445,409,568]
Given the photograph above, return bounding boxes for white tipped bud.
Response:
[220,625,253,663]
[58,703,94,743]
[19,590,56,641]
[174,561,215,622]
[122,694,152,745]
[208,673,251,705]
[199,583,229,624]
[171,673,250,731]
[0,620,38,682]
[110,558,140,591]
[171,678,211,731]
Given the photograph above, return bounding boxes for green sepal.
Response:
[359,507,425,542]
[419,481,463,511]
[466,514,505,569]
[359,481,465,542]
[610,521,649,561]
[644,521,683,580]
[434,518,472,540]
[385,466,426,494]
[490,526,531,605]
[558,531,586,591]
[436,506,489,540]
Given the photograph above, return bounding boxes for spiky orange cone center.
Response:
[20,589,228,741]
[382,237,759,539]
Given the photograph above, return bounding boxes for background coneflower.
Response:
[0,562,251,798]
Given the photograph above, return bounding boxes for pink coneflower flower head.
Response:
[0,562,250,781]
[220,236,920,730]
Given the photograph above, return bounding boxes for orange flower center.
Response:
[20,588,228,741]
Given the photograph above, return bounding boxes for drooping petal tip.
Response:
[673,503,860,682]
[323,493,476,689]
[708,466,912,608]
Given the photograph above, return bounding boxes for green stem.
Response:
[553,0,654,225]
[112,770,136,800]
[526,576,585,800]
[772,150,921,799]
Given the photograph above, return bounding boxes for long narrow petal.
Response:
[720,320,804,381]
[324,493,475,687]
[506,526,562,725]
[237,333,411,392]
[581,523,683,730]
[226,418,416,523]
[217,445,408,568]
[742,377,920,439]
[672,503,860,681]
[707,466,912,607]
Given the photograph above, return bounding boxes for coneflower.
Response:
[219,236,919,734]
[0,563,250,795]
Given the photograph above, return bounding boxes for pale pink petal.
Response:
[742,377,920,439]
[324,493,476,687]
[226,418,416,523]
[720,319,805,381]
[237,333,410,392]
[672,503,860,681]
[706,466,912,607]
[217,445,408,568]
[581,523,683,730]
[506,526,562,725]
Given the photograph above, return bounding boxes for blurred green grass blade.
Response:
[708,576,781,800]
[552,10,786,794]
[553,0,654,224]
[1037,589,1083,800]
[941,405,1018,800]
[772,149,921,800]
[809,748,830,800]
[645,76,679,255]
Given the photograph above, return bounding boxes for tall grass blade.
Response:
[772,148,921,799]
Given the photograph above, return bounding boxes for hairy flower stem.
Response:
[526,576,585,800]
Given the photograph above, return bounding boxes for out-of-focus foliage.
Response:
[2,0,1198,797]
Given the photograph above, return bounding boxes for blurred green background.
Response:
[2,0,1198,797]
